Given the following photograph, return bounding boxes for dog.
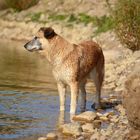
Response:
[24,27,105,115]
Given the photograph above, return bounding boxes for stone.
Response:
[82,123,94,133]
[62,122,82,136]
[46,132,58,140]
[110,115,119,123]
[93,120,102,128]
[38,137,47,140]
[96,112,103,117]
[99,116,109,121]
[104,111,114,117]
[123,67,140,130]
[115,105,126,116]
[77,135,85,140]
[73,111,97,122]
[90,130,100,140]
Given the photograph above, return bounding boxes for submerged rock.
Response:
[46,132,58,140]
[38,137,47,140]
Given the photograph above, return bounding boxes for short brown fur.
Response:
[26,27,105,115]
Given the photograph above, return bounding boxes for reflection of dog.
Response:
[24,27,105,114]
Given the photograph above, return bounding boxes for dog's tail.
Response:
[96,48,105,87]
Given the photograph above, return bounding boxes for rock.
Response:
[61,122,82,136]
[115,105,126,116]
[46,132,58,140]
[90,130,100,140]
[73,111,97,122]
[99,116,109,121]
[93,120,102,128]
[125,129,140,140]
[123,67,140,130]
[82,123,94,133]
[104,111,114,117]
[38,137,47,140]
[77,135,85,140]
[110,115,119,123]
[96,112,103,117]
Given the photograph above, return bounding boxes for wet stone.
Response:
[61,122,82,136]
[38,137,47,140]
[73,111,97,123]
[99,116,109,122]
[46,132,58,140]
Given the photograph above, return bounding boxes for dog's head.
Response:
[24,27,56,52]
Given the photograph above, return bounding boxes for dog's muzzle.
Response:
[24,37,42,52]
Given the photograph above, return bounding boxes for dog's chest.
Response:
[52,66,76,83]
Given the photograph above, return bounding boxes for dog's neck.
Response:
[41,35,74,67]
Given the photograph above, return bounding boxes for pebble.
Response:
[93,120,102,128]
[61,122,82,136]
[99,116,109,121]
[82,123,95,133]
[38,137,47,140]
[46,132,58,140]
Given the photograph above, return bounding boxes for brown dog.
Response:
[24,27,105,114]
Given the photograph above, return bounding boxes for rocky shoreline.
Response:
[38,104,129,140]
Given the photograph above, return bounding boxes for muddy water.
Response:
[0,40,95,139]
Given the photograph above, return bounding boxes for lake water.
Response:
[0,40,95,139]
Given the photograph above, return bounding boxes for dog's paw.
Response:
[91,103,102,110]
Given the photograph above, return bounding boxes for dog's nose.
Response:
[24,42,28,49]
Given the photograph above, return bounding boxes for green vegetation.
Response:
[94,16,115,35]
[48,14,67,21]
[112,0,140,51]
[5,0,39,11]
[30,12,42,22]
[48,13,115,35]
[28,12,114,35]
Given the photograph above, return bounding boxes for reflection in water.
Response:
[0,90,61,139]
[0,40,60,139]
[0,39,56,93]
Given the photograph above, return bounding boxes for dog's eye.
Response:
[34,36,38,40]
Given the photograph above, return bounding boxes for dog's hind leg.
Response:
[79,80,87,112]
[90,50,105,109]
[90,66,104,109]
[70,82,79,114]
[57,82,66,111]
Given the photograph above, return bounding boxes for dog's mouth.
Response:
[29,47,43,52]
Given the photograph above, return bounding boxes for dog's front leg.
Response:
[80,82,86,112]
[57,82,66,111]
[70,82,79,114]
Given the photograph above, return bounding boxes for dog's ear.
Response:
[39,27,56,39]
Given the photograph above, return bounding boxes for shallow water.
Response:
[0,40,95,139]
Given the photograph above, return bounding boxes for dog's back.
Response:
[56,40,104,82]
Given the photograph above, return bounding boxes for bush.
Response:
[113,0,140,51]
[5,0,39,11]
